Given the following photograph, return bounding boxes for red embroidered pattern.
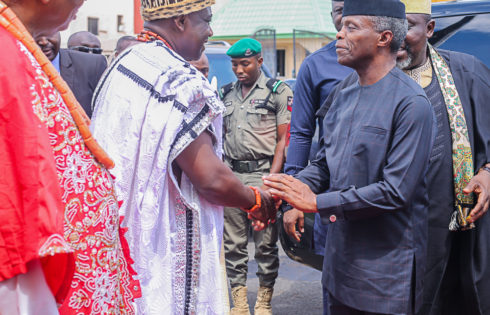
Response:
[18,41,140,314]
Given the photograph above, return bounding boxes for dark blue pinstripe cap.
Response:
[343,0,406,19]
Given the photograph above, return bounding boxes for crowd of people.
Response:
[0,0,489,314]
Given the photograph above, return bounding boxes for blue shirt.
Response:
[51,52,60,73]
[285,41,353,175]
[297,68,434,314]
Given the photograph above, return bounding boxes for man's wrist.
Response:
[242,186,261,213]
[481,164,490,175]
[317,191,344,223]
[281,201,293,213]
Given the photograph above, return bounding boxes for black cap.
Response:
[343,0,406,19]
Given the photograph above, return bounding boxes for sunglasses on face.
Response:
[70,46,103,54]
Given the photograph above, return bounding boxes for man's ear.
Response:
[427,19,435,39]
[257,56,264,67]
[173,15,187,32]
[378,30,394,49]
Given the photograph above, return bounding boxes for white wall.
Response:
[212,0,230,14]
[61,0,228,52]
[61,0,135,52]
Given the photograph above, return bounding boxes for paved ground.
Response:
[227,241,324,314]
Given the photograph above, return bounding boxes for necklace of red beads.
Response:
[137,30,173,50]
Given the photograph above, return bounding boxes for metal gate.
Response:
[293,29,332,78]
[253,28,277,78]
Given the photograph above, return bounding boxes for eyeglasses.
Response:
[70,46,103,54]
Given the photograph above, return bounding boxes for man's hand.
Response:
[251,219,266,231]
[262,174,318,213]
[248,188,278,231]
[465,168,490,223]
[283,209,304,242]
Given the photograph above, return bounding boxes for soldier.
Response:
[220,38,293,315]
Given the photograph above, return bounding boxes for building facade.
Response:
[210,0,337,79]
[61,0,229,54]
[61,0,138,53]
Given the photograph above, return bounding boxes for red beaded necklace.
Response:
[137,30,173,50]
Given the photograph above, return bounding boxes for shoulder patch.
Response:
[219,82,234,100]
[287,96,293,112]
[266,79,283,93]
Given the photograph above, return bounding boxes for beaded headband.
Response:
[141,0,215,21]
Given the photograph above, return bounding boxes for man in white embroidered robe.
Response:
[91,1,277,314]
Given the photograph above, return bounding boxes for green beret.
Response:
[226,38,262,58]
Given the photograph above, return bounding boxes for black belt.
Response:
[227,157,273,173]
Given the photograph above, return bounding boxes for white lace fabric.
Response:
[91,42,226,315]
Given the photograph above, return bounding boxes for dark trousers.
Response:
[420,230,481,315]
[223,171,279,288]
[322,283,330,315]
[323,289,406,315]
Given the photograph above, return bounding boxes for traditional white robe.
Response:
[91,41,225,315]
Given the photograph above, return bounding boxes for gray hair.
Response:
[367,16,408,53]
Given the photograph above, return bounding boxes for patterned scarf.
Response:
[429,46,475,231]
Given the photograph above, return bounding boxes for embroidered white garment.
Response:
[91,42,225,315]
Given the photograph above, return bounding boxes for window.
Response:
[87,17,99,35]
[276,49,286,77]
[206,53,235,88]
[117,15,125,33]
[431,14,490,67]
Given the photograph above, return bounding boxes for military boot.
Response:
[254,286,273,315]
[230,286,251,315]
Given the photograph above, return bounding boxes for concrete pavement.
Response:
[227,241,324,314]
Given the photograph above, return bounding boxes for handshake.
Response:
[242,186,280,232]
[243,174,319,232]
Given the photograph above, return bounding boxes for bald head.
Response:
[189,52,210,78]
[115,36,139,57]
[68,31,101,49]
[3,0,85,39]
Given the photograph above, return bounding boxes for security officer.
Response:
[221,38,292,315]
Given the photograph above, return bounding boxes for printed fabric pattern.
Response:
[429,46,475,231]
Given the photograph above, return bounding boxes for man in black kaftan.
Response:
[397,2,490,314]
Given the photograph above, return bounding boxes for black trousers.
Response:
[422,231,481,315]
[323,288,412,315]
